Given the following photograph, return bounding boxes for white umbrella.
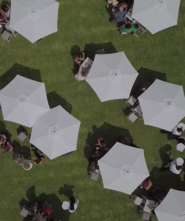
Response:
[155,189,185,221]
[98,142,149,195]
[10,0,59,43]
[138,79,185,131]
[30,106,81,160]
[0,75,49,128]
[132,0,181,34]
[86,52,138,102]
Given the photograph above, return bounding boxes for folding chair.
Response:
[5,22,18,37]
[1,30,13,42]
[131,104,143,118]
[137,23,147,36]
[130,194,143,206]
[96,49,105,54]
[20,205,29,218]
[126,112,138,122]
[17,132,27,142]
[142,212,151,221]
[90,171,99,181]
[125,95,138,107]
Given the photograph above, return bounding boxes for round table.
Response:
[61,201,70,210]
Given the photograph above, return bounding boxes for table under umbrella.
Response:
[30,106,81,160]
[98,142,149,195]
[86,52,138,102]
[10,0,59,43]
[132,0,181,34]
[0,75,50,128]
[155,189,185,221]
[138,79,185,131]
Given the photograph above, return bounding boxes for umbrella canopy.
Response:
[98,142,149,195]
[86,52,138,102]
[132,0,181,34]
[0,75,49,128]
[10,0,59,43]
[30,106,81,160]
[138,79,185,131]
[155,189,185,221]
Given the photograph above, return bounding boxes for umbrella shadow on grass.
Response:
[84,122,134,160]
[0,121,12,144]
[150,166,185,192]
[158,144,172,169]
[58,184,75,199]
[84,42,117,60]
[131,67,167,98]
[0,63,42,89]
[47,91,72,114]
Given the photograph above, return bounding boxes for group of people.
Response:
[106,0,139,37]
[0,132,45,170]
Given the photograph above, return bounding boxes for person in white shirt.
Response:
[171,125,183,137]
[61,196,79,213]
[161,158,184,175]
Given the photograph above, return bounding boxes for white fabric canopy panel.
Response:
[10,0,59,43]
[30,105,81,160]
[0,75,49,128]
[98,142,149,195]
[155,189,185,221]
[138,79,185,131]
[132,0,181,34]
[86,52,138,102]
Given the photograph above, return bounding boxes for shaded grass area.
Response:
[0,0,185,221]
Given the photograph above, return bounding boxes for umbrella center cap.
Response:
[109,69,122,82]
[16,94,29,107]
[49,126,60,139]
[163,98,175,111]
[27,5,40,20]
[155,0,167,10]
[120,164,133,178]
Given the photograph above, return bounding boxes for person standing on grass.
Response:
[160,158,184,175]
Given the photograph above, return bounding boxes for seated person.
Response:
[74,52,85,66]
[13,151,23,165]
[34,158,43,165]
[1,142,13,153]
[41,206,53,220]
[107,0,119,8]
[140,178,153,190]
[88,160,99,174]
[132,82,151,98]
[96,137,106,149]
[0,13,8,28]
[76,66,88,80]
[0,134,7,145]
[109,3,127,23]
[1,4,10,19]
[122,22,138,37]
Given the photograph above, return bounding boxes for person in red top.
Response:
[41,207,53,219]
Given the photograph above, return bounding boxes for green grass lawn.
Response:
[0,0,185,221]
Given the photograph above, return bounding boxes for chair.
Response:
[5,22,18,37]
[130,194,143,206]
[118,23,126,35]
[1,30,13,42]
[126,112,138,122]
[90,171,99,181]
[96,49,105,54]
[20,205,29,217]
[125,95,138,107]
[17,132,27,142]
[137,23,147,36]
[142,212,151,221]
[131,104,143,117]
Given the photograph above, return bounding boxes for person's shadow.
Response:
[158,144,172,169]
[58,184,75,199]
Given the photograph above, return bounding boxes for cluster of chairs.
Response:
[1,24,18,42]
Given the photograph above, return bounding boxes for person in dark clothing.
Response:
[109,3,127,23]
